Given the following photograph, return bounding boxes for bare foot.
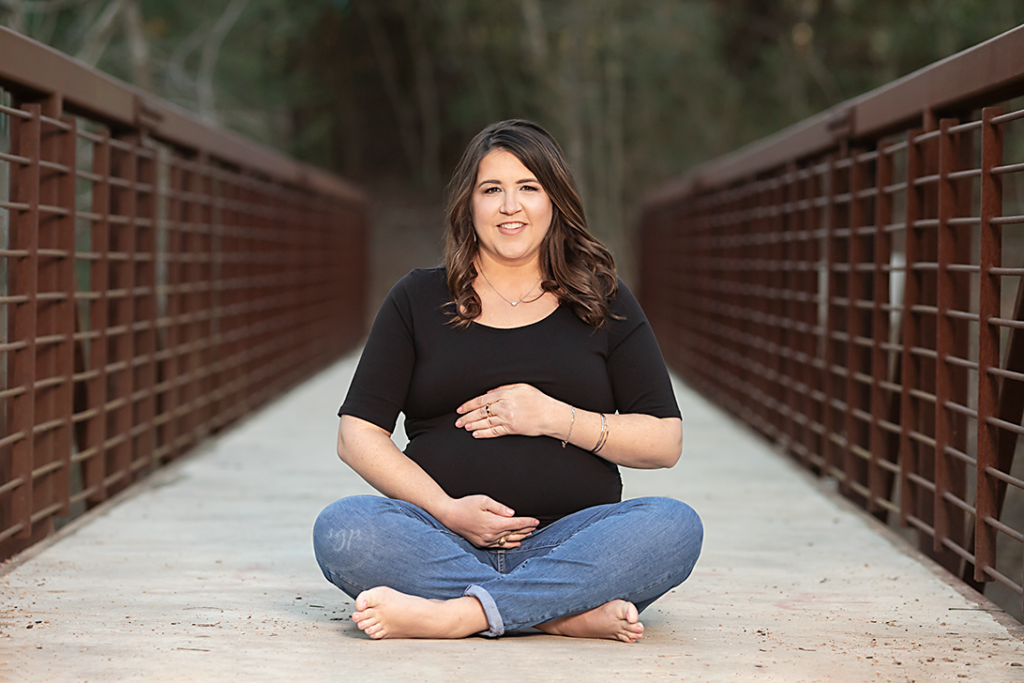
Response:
[535,599,644,643]
[351,586,488,640]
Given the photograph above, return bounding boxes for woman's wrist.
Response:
[424,493,457,528]
[554,399,583,443]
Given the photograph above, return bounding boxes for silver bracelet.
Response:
[592,413,608,453]
[561,406,576,448]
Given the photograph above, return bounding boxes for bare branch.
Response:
[75,0,127,66]
[121,0,151,91]
[11,0,90,12]
[197,0,250,123]
[164,20,208,104]
[2,0,27,33]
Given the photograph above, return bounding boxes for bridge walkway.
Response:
[2,350,1023,682]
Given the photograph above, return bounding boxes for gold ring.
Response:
[497,536,507,546]
[485,403,491,415]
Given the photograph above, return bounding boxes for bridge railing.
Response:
[0,29,369,561]
[640,25,1024,609]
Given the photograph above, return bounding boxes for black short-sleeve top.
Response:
[339,267,680,525]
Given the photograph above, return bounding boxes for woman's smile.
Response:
[498,221,527,235]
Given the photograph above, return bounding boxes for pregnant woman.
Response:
[313,119,703,642]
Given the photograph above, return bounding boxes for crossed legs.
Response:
[312,496,703,641]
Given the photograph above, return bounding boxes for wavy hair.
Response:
[444,119,618,328]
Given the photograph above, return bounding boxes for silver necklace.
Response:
[479,268,542,307]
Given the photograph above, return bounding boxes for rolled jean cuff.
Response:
[464,584,504,637]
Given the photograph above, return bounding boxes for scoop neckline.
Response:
[470,305,561,331]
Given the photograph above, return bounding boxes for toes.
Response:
[624,601,639,624]
[356,587,386,611]
[356,614,379,631]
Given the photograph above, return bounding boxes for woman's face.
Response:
[471,149,552,269]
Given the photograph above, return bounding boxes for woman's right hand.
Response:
[437,495,539,549]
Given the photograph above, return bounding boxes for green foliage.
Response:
[6,0,1024,268]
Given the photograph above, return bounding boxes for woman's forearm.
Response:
[554,407,682,470]
[336,415,539,547]
[455,384,682,469]
[337,415,453,518]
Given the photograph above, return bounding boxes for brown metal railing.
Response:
[640,24,1024,608]
[0,29,369,561]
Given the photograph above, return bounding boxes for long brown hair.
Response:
[444,119,618,328]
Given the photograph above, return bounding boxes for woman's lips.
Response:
[497,221,526,235]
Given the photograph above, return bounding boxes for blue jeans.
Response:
[312,495,703,637]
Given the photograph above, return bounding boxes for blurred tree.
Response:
[4,0,1023,274]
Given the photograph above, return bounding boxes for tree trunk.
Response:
[405,2,441,189]
[358,0,421,182]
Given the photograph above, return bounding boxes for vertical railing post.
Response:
[822,155,841,478]
[53,112,77,518]
[178,155,200,448]
[975,107,1003,585]
[159,157,183,461]
[134,138,158,473]
[107,135,137,493]
[208,164,224,428]
[934,118,959,554]
[781,164,800,453]
[765,175,784,441]
[899,129,924,528]
[8,104,40,540]
[83,130,111,504]
[844,149,868,501]
[806,165,826,471]
[869,139,894,516]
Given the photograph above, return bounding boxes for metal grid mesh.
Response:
[0,95,367,560]
[641,102,1024,606]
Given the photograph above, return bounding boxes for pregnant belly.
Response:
[404,414,621,523]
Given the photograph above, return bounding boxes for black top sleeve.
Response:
[338,273,418,433]
[605,284,681,419]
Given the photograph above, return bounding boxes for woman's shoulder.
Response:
[382,266,450,317]
[395,265,447,287]
[388,266,449,302]
[608,278,645,319]
[599,279,649,340]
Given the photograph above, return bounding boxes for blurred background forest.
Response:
[5,0,1024,290]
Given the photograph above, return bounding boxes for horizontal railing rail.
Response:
[641,24,1024,613]
[0,28,369,561]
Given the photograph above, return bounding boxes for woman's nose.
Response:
[500,192,521,214]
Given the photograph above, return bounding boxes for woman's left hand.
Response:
[456,384,560,439]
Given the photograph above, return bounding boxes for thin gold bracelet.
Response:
[561,406,576,448]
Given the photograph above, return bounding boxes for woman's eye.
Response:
[483,186,501,194]
[521,184,540,192]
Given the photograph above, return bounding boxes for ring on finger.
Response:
[485,403,491,416]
